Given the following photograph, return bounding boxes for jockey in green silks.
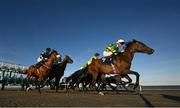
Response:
[103,39,125,57]
[103,39,126,64]
[105,44,119,55]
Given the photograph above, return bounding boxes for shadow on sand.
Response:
[139,94,154,107]
[162,94,180,102]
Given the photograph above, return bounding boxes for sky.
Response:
[0,0,179,85]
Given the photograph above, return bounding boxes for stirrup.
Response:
[101,57,106,62]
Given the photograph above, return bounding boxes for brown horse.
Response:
[87,39,154,90]
[26,50,61,93]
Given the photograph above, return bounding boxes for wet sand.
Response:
[0,89,180,107]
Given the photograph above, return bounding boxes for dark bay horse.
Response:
[48,55,73,92]
[87,39,154,90]
[26,50,61,93]
[66,68,87,90]
[66,68,93,90]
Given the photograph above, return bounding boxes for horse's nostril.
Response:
[149,49,154,54]
[152,49,154,53]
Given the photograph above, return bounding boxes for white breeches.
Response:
[103,51,113,57]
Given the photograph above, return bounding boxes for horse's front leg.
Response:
[118,74,132,91]
[55,76,62,92]
[41,77,49,88]
[122,74,132,85]
[37,78,43,94]
[129,70,140,90]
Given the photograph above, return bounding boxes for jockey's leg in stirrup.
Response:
[35,56,43,68]
[102,51,113,65]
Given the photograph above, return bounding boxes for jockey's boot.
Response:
[102,57,111,65]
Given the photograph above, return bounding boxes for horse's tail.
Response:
[26,65,36,77]
[25,69,28,74]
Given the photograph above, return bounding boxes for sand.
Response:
[0,89,179,107]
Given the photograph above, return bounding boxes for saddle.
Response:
[101,54,116,65]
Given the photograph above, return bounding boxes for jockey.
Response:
[41,48,52,59]
[81,53,100,69]
[35,48,52,68]
[103,39,126,64]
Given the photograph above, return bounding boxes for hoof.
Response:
[98,92,104,95]
[133,85,139,90]
[26,87,30,91]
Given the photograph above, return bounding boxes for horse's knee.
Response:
[136,73,140,77]
[131,71,140,77]
[128,78,132,83]
[137,73,140,78]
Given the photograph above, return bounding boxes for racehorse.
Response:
[66,68,109,91]
[26,50,61,93]
[66,68,87,90]
[48,55,73,92]
[66,68,93,90]
[87,39,154,91]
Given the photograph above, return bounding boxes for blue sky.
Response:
[0,0,179,85]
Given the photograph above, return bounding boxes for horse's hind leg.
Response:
[114,75,123,91]
[55,80,59,92]
[99,74,107,91]
[37,81,41,93]
[37,78,43,93]
[90,72,98,91]
[25,76,30,91]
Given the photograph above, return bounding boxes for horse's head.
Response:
[48,50,62,62]
[63,55,73,64]
[126,39,154,55]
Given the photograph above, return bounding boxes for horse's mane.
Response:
[49,49,58,56]
[45,49,59,60]
[51,49,58,53]
[124,39,142,51]
[125,39,141,48]
[125,41,133,48]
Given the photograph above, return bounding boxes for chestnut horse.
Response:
[26,50,61,93]
[87,39,154,90]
